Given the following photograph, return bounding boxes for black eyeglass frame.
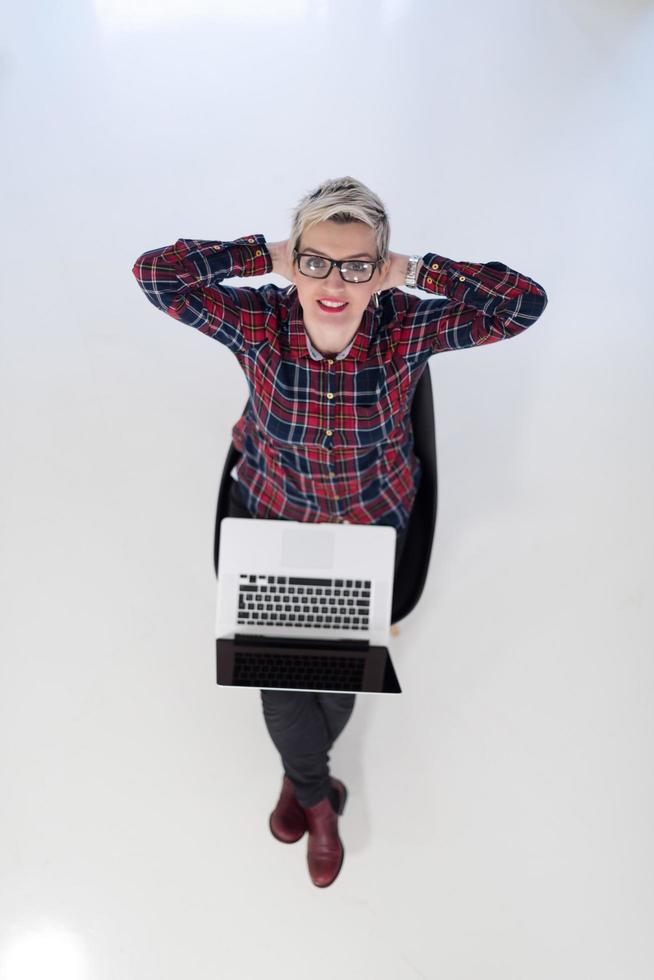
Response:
[293,249,382,283]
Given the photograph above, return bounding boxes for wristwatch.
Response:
[405,254,421,288]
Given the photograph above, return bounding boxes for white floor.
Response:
[2,2,653,978]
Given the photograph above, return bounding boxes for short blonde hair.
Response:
[287,176,390,268]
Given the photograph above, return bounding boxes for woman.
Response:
[132,176,548,888]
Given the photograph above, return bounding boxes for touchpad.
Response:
[281,528,336,569]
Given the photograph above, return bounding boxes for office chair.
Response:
[213,364,438,628]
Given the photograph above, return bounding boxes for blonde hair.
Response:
[287,176,390,269]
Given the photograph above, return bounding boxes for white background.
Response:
[1,1,652,977]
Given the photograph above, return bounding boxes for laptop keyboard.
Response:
[233,649,366,691]
[236,575,372,631]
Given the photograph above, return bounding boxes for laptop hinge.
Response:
[234,632,369,652]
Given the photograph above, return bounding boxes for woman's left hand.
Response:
[375,251,421,291]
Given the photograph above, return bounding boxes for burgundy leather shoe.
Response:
[302,777,348,888]
[269,774,308,844]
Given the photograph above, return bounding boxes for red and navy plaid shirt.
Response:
[132,235,548,532]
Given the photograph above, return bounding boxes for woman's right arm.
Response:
[131,235,277,350]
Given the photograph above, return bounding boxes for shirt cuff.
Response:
[417,253,453,293]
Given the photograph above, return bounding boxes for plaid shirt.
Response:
[132,235,548,532]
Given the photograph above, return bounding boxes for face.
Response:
[290,220,390,357]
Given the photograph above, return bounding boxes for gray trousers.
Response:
[225,478,408,808]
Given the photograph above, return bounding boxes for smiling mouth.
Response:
[317,299,349,314]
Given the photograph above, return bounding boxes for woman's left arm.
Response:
[380,249,548,350]
[377,252,424,290]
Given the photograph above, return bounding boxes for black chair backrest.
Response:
[213,364,438,625]
[390,363,438,623]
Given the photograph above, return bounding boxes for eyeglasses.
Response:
[293,250,381,283]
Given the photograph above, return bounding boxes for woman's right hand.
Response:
[267,239,295,283]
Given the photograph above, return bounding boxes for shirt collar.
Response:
[304,330,354,361]
[282,288,377,362]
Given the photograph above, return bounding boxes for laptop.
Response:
[216,517,402,694]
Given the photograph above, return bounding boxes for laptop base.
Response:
[216,636,401,694]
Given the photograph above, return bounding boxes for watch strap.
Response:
[405,254,421,288]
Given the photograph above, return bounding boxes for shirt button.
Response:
[326,392,334,400]
[459,275,466,281]
[327,359,334,365]
[326,429,333,436]
[431,263,439,269]
[214,245,221,250]
[255,250,262,256]
[427,277,433,284]
[248,238,254,243]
